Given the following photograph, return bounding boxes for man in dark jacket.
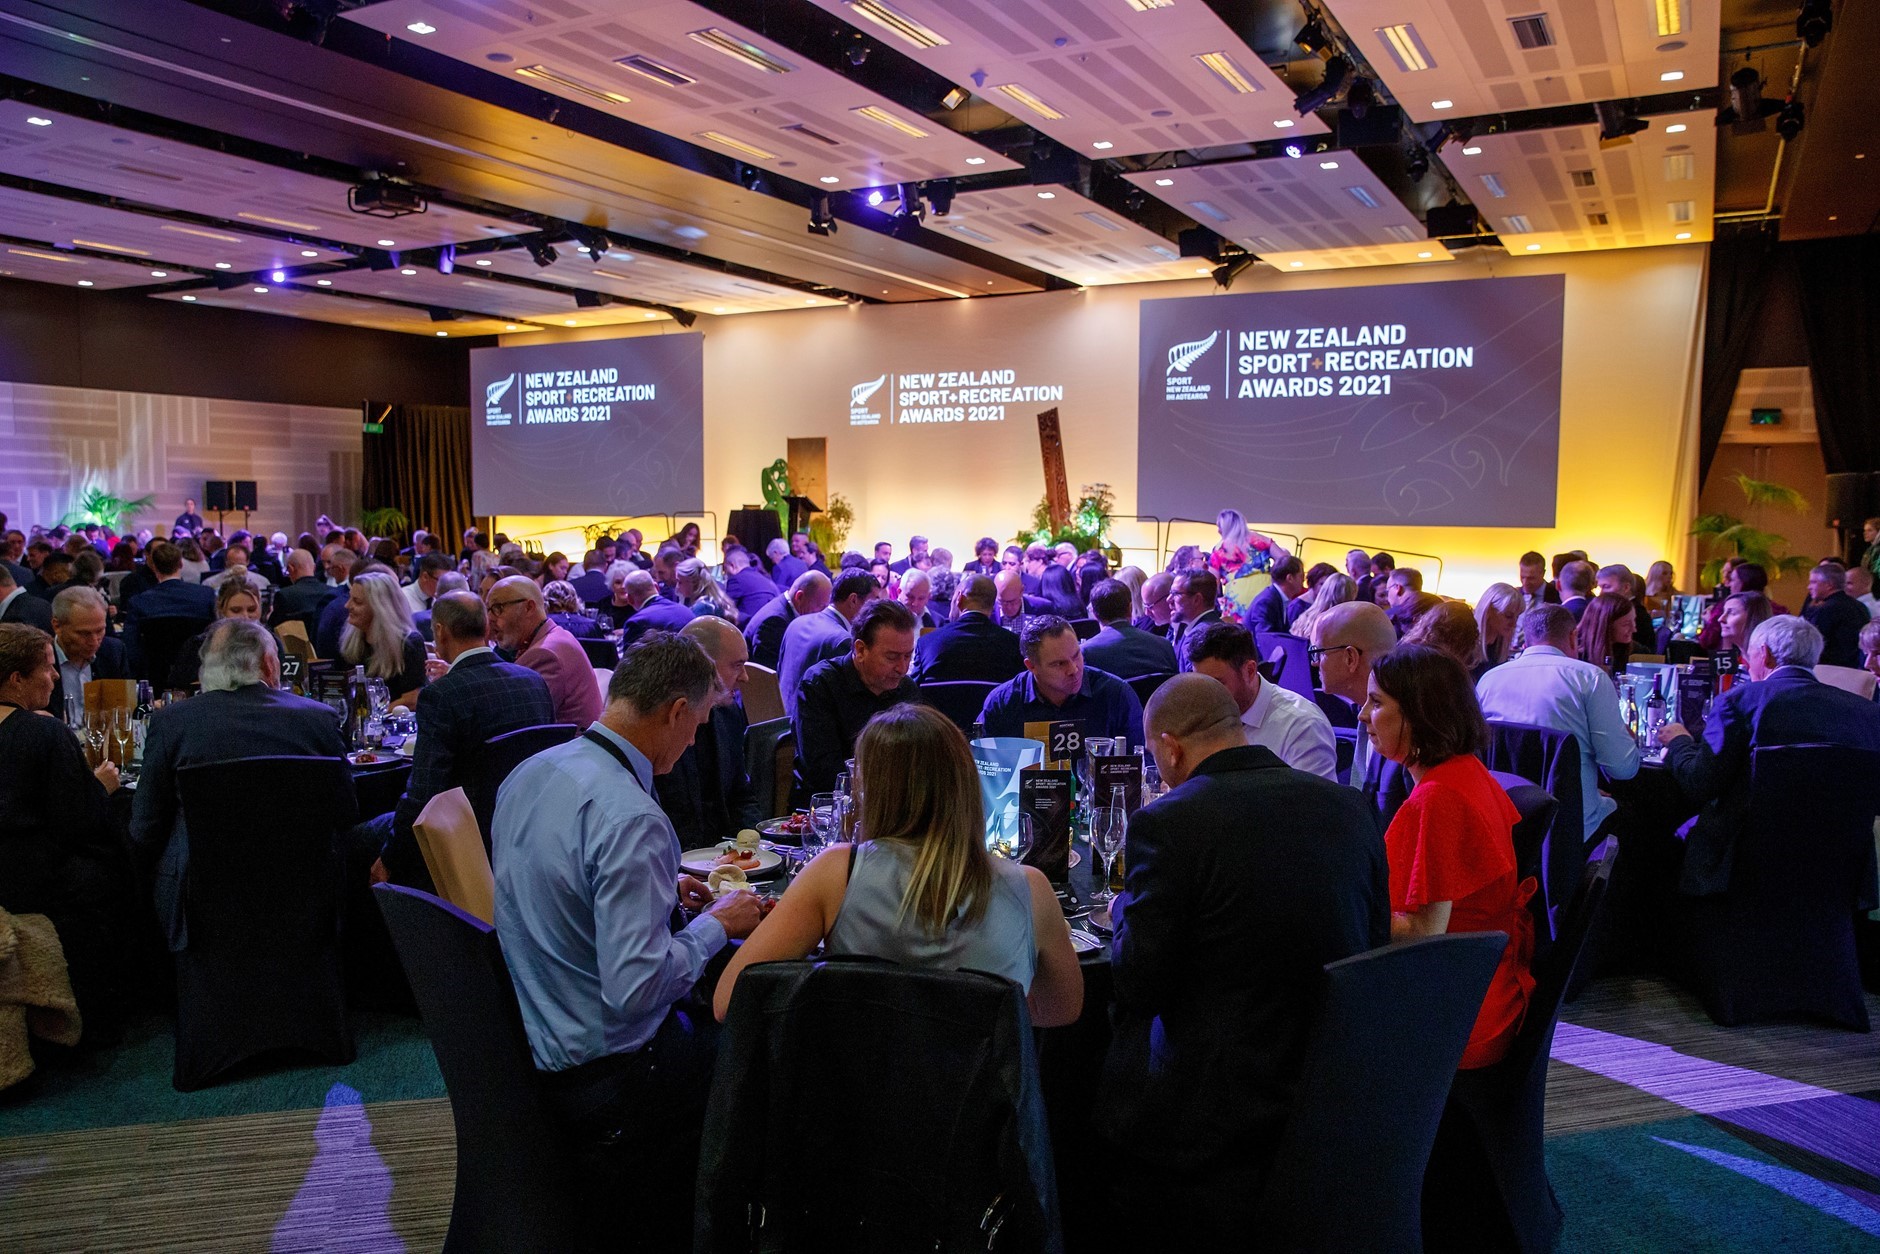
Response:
[1801,563,1871,668]
[122,540,215,676]
[743,571,829,672]
[791,600,919,805]
[269,549,334,633]
[46,586,129,714]
[721,546,781,623]
[657,618,762,845]
[910,573,1023,685]
[1103,676,1387,1244]
[1080,579,1176,679]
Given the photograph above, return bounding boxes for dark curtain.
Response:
[1698,231,1784,483]
[1793,234,1880,476]
[361,402,472,545]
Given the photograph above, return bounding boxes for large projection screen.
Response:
[1138,274,1565,527]
[468,333,704,517]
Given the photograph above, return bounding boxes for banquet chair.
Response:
[700,959,1061,1254]
[1425,846,1615,1254]
[1124,672,1174,706]
[134,616,212,687]
[1483,721,1585,938]
[373,885,581,1254]
[1815,664,1879,701]
[171,755,355,1091]
[742,663,785,725]
[744,718,793,819]
[1070,617,1101,640]
[469,724,580,850]
[1488,771,1561,944]
[1256,630,1316,701]
[413,787,494,924]
[918,680,997,733]
[1250,932,1507,1253]
[1665,639,1707,665]
[1315,690,1357,729]
[577,636,619,669]
[1673,744,1880,1030]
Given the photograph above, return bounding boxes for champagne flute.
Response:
[1090,802,1126,903]
[83,714,107,770]
[110,709,135,770]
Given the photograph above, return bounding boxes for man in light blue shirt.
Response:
[494,630,762,1247]
[1476,604,1641,838]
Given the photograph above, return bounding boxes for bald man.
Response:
[654,618,762,848]
[486,574,603,728]
[743,570,831,672]
[1311,600,1406,823]
[1103,675,1386,1244]
[618,568,695,647]
[911,572,1023,686]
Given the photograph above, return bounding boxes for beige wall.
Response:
[499,243,1707,604]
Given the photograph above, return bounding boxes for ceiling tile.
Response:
[938,184,1204,285]
[149,285,522,336]
[0,183,349,272]
[472,245,821,314]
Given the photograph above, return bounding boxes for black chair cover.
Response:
[1675,744,1880,1029]
[1255,630,1315,701]
[918,680,998,734]
[373,884,581,1253]
[1315,690,1358,729]
[1489,771,1561,945]
[1069,618,1101,641]
[137,615,214,686]
[743,717,793,819]
[1122,672,1174,706]
[1666,639,1707,665]
[172,755,355,1090]
[1252,932,1507,1253]
[699,959,1062,1254]
[1484,720,1586,936]
[577,637,618,669]
[468,724,580,851]
[1428,846,1617,1254]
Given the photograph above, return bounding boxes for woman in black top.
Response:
[339,571,428,699]
[543,579,603,638]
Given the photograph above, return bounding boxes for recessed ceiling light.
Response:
[435,330,449,336]
[505,324,517,330]
[25,116,52,127]
[1676,231,1692,238]
[696,130,779,161]
[253,285,270,292]
[992,83,1065,121]
[1654,0,1684,36]
[644,312,656,318]
[1462,145,1482,155]
[474,258,492,266]
[1037,190,1056,199]
[1665,123,1687,134]
[1417,251,1433,258]
[76,279,94,286]
[150,269,168,277]
[214,262,232,269]
[714,307,725,313]
[1273,119,1295,128]
[1193,51,1261,95]
[1660,70,1683,82]
[315,279,332,286]
[1319,160,1340,169]
[514,64,632,106]
[1194,267,1210,275]
[1856,153,1866,159]
[845,0,951,50]
[377,239,396,247]
[1828,215,1838,221]
[1093,140,1114,150]
[400,267,417,275]
[1431,99,1454,109]
[687,28,795,74]
[1289,261,1304,268]
[406,21,436,35]
[820,175,840,183]
[852,105,930,138]
[300,249,319,257]
[805,298,819,304]
[1376,22,1435,72]
[965,156,986,165]
[1155,178,1175,186]
[564,319,577,326]
[181,294,196,301]
[1525,243,1541,251]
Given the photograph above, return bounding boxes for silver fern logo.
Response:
[1166,331,1218,376]
[484,372,517,426]
[849,373,887,426]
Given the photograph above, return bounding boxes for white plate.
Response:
[680,845,785,879]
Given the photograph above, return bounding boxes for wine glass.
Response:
[807,793,837,861]
[82,714,107,770]
[1010,811,1034,864]
[367,678,391,719]
[110,709,135,771]
[1090,802,1126,903]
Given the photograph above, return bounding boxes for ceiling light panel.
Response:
[796,0,1327,154]
[948,184,1223,286]
[0,101,532,250]
[1328,0,1721,123]
[150,286,520,336]
[0,184,345,273]
[472,247,819,316]
[1455,112,1715,255]
[1122,156,1451,270]
[0,241,168,289]
[345,1,1015,184]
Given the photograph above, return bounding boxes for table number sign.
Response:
[1024,719,1084,768]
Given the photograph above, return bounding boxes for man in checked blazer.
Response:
[373,591,555,888]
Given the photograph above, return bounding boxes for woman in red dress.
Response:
[1361,643,1536,1068]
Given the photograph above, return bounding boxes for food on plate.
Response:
[714,848,762,871]
[707,865,750,896]
[768,813,813,836]
[733,827,762,854]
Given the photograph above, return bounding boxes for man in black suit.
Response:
[617,569,695,647]
[657,618,762,847]
[743,571,829,672]
[1102,676,1387,1243]
[1557,559,1594,623]
[1080,578,1176,679]
[1169,568,1222,665]
[1245,556,1304,634]
[568,550,610,607]
[0,562,52,631]
[1311,601,1407,819]
[1800,563,1871,668]
[1655,615,1880,896]
[130,619,352,950]
[28,551,75,601]
[911,573,1023,685]
[122,540,216,676]
[888,535,928,576]
[366,592,555,889]
[270,549,334,636]
[45,586,129,714]
[792,600,920,805]
[721,546,781,622]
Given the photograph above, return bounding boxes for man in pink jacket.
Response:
[486,576,603,728]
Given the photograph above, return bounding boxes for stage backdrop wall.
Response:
[0,381,360,540]
[497,244,1705,602]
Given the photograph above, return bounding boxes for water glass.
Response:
[808,793,838,858]
[1090,802,1126,903]
[367,678,391,719]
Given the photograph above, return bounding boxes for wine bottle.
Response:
[348,664,371,750]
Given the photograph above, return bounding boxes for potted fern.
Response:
[60,486,156,533]
[1689,473,1817,586]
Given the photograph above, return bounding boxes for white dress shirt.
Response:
[1240,674,1338,780]
[1475,645,1641,838]
[402,580,431,613]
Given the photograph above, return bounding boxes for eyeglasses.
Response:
[1307,643,1357,665]
[486,598,531,614]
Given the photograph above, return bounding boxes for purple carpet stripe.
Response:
[272,1083,403,1253]
[1652,1139,1880,1239]
[1550,1023,1839,1113]
[1721,1095,1880,1183]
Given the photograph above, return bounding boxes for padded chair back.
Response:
[1315,689,1357,729]
[699,959,1061,1254]
[1069,617,1101,640]
[172,754,356,1090]
[413,787,495,924]
[1256,630,1316,700]
[1124,672,1174,705]
[470,724,580,850]
[1680,745,1880,1030]
[1484,720,1585,936]
[84,678,137,715]
[1666,639,1707,665]
[743,662,785,725]
[1489,771,1561,943]
[918,680,997,733]
[136,616,212,686]
[1814,664,1878,701]
[744,717,793,819]
[373,885,581,1253]
[1252,933,1508,1252]
[577,636,619,669]
[275,618,312,646]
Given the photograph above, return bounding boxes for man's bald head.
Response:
[1314,600,1397,705]
[682,615,749,702]
[1144,674,1247,788]
[485,574,546,651]
[789,570,832,615]
[994,569,1025,619]
[622,568,659,606]
[957,572,996,613]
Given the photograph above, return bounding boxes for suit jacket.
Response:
[743,594,795,671]
[384,651,555,882]
[516,621,604,728]
[1665,666,1880,895]
[46,636,129,714]
[910,612,1024,685]
[791,656,919,803]
[123,579,216,673]
[778,605,855,719]
[1560,595,1589,623]
[314,586,351,660]
[619,595,695,647]
[1081,622,1178,680]
[1170,609,1223,668]
[129,683,350,950]
[1803,592,1871,668]
[1104,745,1389,1181]
[1,587,52,631]
[770,554,808,591]
[656,700,761,850]
[1246,583,1289,634]
[725,568,781,622]
[568,569,608,606]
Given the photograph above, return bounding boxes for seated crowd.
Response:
[3,500,1880,1247]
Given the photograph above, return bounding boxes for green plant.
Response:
[809,492,854,555]
[359,506,411,541]
[61,486,155,532]
[1025,483,1121,564]
[1689,473,1816,586]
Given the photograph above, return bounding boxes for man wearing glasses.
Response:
[486,575,603,727]
[1308,601,1404,822]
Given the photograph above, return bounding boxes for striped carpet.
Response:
[2,979,1877,1252]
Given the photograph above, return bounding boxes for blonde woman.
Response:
[1114,565,1148,624]
[341,570,427,699]
[1473,582,1525,671]
[1291,572,1356,640]
[714,703,1083,1027]
[1642,561,1676,620]
[675,555,737,624]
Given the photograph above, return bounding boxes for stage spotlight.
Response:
[1776,97,1804,140]
[866,188,885,207]
[1125,187,1147,213]
[1212,254,1255,289]
[808,191,839,237]
[1796,0,1831,47]
[897,182,925,221]
[426,307,458,323]
[1594,100,1648,146]
[1405,148,1430,182]
[269,269,286,284]
[673,309,699,328]
[1294,17,1330,54]
[435,244,455,275]
[737,164,763,191]
[526,239,559,267]
[924,178,955,217]
[567,227,609,263]
[1283,142,1304,159]
[574,290,611,308]
[1293,55,1351,117]
[1346,77,1376,120]
[847,37,870,66]
[941,87,968,110]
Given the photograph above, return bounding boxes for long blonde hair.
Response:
[1292,572,1356,639]
[340,571,417,679]
[1114,565,1147,621]
[1473,582,1525,665]
[676,557,737,623]
[855,704,991,935]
